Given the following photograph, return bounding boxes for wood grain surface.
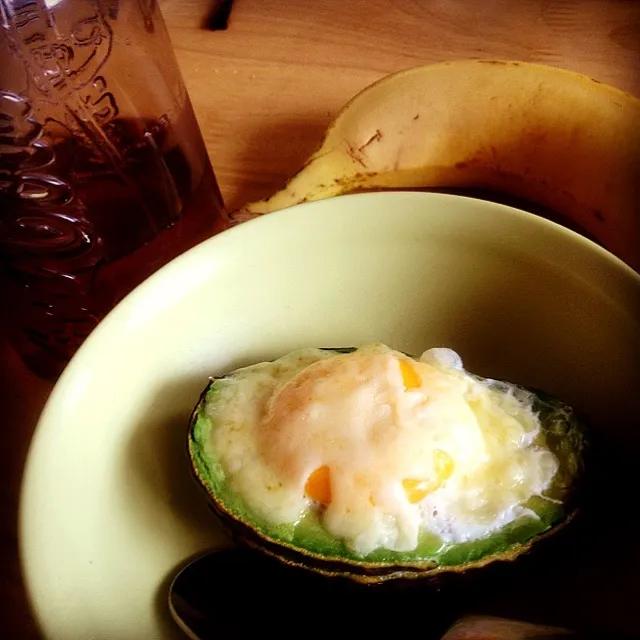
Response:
[165,0,640,211]
[1,0,638,637]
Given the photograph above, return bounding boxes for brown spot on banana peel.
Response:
[228,207,260,225]
[477,59,520,66]
[346,143,367,168]
[334,172,377,188]
[358,129,383,152]
[341,131,385,170]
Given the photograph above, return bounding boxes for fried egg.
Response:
[206,344,558,556]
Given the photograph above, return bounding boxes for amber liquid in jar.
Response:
[0,101,226,380]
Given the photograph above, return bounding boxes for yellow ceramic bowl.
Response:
[20,192,640,638]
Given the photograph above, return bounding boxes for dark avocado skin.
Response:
[188,348,587,585]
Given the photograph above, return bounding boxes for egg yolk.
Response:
[303,359,454,508]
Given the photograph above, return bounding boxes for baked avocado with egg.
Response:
[188,344,586,584]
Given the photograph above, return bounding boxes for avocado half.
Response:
[188,347,587,585]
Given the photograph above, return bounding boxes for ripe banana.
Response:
[230,60,640,271]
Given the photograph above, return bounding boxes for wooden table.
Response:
[2,0,638,636]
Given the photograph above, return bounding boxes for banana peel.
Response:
[230,60,640,271]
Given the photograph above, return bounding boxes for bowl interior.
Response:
[20,192,640,638]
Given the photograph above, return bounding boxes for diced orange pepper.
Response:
[403,450,454,503]
[399,358,421,390]
[305,465,332,505]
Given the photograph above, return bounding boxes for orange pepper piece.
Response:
[305,465,332,505]
[399,358,421,390]
[403,450,454,503]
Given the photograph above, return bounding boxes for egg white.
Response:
[206,345,558,556]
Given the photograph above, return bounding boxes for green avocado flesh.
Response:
[188,347,587,581]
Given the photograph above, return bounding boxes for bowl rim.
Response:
[17,189,640,637]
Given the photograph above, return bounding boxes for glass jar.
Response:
[0,0,227,380]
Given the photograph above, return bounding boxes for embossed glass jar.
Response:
[0,0,227,379]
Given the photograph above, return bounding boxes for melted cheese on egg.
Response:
[208,345,558,556]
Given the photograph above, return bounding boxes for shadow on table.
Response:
[223,117,331,212]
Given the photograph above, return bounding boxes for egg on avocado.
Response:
[188,344,586,583]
